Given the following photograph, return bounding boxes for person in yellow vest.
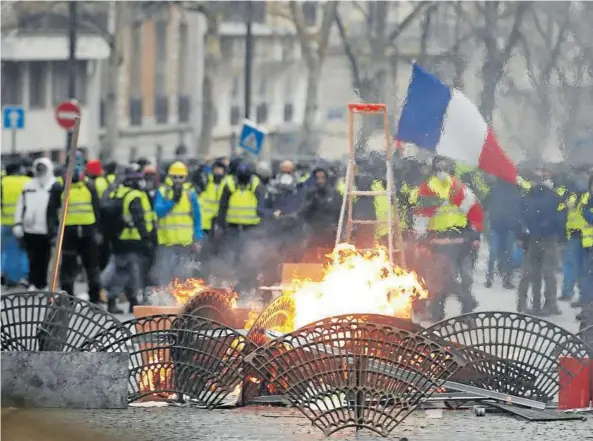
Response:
[103,168,155,314]
[215,161,265,293]
[413,156,484,321]
[85,159,111,272]
[153,161,204,285]
[85,160,109,197]
[1,161,31,286]
[53,151,103,303]
[198,159,227,236]
[558,176,589,303]
[104,161,118,185]
[577,175,593,311]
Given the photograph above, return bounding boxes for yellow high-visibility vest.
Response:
[424,176,467,232]
[371,180,396,238]
[118,187,155,241]
[93,176,109,198]
[1,175,30,226]
[198,175,224,230]
[63,182,96,226]
[580,192,592,248]
[157,183,194,246]
[226,177,260,225]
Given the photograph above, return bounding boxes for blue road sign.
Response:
[3,106,25,130]
[238,120,266,155]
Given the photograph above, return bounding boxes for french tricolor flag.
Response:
[397,64,517,184]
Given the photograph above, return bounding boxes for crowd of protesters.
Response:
[1,149,592,329]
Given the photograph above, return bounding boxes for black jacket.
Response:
[112,193,153,254]
[49,179,101,239]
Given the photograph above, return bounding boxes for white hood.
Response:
[32,157,55,188]
[15,158,56,235]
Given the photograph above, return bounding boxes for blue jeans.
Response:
[486,228,515,282]
[561,236,585,298]
[1,225,29,284]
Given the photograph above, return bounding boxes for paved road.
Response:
[2,406,592,441]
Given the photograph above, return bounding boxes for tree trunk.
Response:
[299,59,321,156]
[100,1,125,161]
[479,58,503,123]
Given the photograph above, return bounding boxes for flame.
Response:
[167,277,208,305]
[138,354,173,397]
[287,244,427,330]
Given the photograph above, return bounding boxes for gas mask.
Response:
[213,174,225,185]
[278,173,296,189]
[436,171,449,181]
[137,178,147,190]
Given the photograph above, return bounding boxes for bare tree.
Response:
[476,1,532,123]
[289,1,338,156]
[335,1,432,103]
[514,4,571,159]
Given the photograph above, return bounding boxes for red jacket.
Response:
[414,175,484,232]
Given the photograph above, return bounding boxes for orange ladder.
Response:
[335,103,406,267]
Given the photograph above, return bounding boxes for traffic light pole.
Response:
[66,1,77,153]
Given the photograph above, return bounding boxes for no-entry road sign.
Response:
[55,100,81,130]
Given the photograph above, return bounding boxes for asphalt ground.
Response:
[2,405,592,441]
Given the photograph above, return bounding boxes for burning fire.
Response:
[167,277,208,305]
[138,354,173,397]
[287,244,427,330]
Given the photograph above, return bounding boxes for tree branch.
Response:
[316,1,337,60]
[501,2,531,61]
[388,1,433,44]
[288,1,314,65]
[335,9,362,92]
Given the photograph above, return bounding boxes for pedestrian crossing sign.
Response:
[238,119,267,155]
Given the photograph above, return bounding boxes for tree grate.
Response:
[245,314,463,437]
[422,311,593,403]
[1,291,123,352]
[81,314,256,407]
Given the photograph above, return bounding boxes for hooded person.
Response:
[296,164,342,259]
[13,158,59,290]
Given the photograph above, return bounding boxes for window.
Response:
[51,61,86,104]
[302,2,317,27]
[178,95,190,123]
[230,105,241,126]
[1,62,22,106]
[178,22,189,95]
[28,62,47,108]
[283,103,294,123]
[256,103,268,124]
[154,20,168,124]
[178,22,190,123]
[129,98,142,126]
[129,22,143,124]
[129,23,142,98]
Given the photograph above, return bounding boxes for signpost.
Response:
[238,119,267,155]
[2,106,25,154]
[55,100,81,132]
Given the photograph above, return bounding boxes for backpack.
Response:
[100,186,133,240]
